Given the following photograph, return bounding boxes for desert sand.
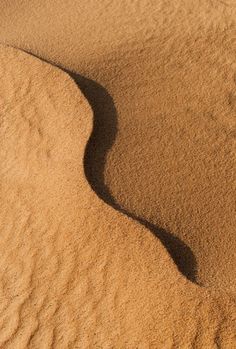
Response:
[0,0,236,347]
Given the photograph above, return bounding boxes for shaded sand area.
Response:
[0,44,236,348]
[0,0,236,292]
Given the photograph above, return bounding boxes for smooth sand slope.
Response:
[0,0,235,291]
[0,44,236,348]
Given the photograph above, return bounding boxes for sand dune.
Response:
[0,0,236,347]
[0,0,236,291]
[0,44,236,348]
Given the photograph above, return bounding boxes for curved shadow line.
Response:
[68,72,198,283]
[9,46,198,282]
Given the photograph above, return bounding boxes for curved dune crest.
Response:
[0,45,236,348]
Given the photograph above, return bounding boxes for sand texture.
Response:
[0,43,236,349]
[0,0,236,347]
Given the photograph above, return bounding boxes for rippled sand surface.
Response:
[0,0,236,347]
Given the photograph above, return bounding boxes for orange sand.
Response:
[0,0,236,347]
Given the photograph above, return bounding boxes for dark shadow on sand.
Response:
[69,72,198,283]
[16,46,198,282]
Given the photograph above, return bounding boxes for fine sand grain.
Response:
[0,0,236,347]
[0,43,236,349]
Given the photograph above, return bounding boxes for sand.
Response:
[0,0,236,347]
[0,43,236,349]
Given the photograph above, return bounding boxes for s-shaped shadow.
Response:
[15,47,198,282]
[69,71,198,283]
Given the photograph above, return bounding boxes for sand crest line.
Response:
[3,44,198,284]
